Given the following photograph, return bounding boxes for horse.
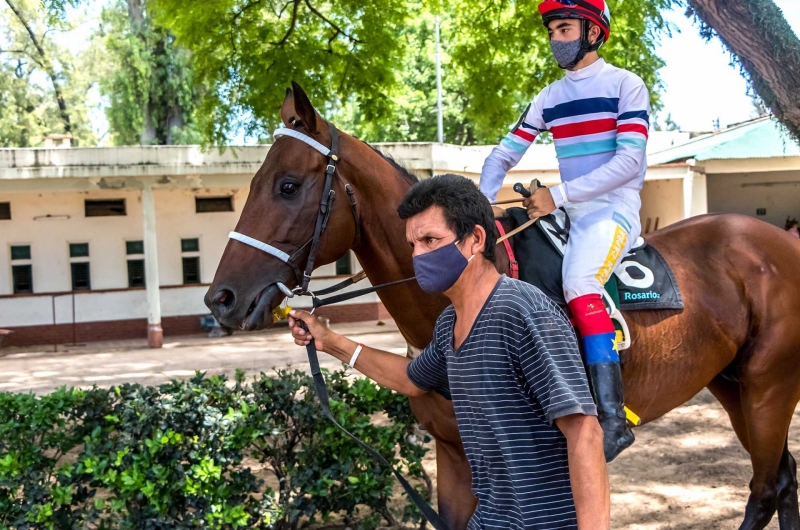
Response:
[206,83,800,530]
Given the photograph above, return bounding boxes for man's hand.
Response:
[522,181,556,219]
[289,310,331,352]
[555,414,610,530]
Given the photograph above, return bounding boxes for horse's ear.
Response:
[278,81,319,133]
[280,88,296,127]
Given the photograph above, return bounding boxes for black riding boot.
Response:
[587,361,635,462]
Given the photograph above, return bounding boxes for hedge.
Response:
[0,368,433,530]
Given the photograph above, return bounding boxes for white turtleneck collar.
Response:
[565,58,606,81]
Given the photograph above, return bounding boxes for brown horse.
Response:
[206,83,800,530]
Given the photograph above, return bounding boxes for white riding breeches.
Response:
[561,189,642,303]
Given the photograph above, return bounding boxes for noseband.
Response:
[228,122,360,295]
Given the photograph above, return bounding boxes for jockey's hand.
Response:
[523,184,557,220]
[289,310,331,352]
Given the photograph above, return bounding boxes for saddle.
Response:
[500,207,684,313]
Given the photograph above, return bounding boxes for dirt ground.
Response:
[3,322,799,528]
[415,388,798,529]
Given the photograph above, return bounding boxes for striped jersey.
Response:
[407,276,597,529]
[479,58,650,204]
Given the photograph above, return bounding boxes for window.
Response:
[85,199,126,217]
[10,244,32,294]
[12,265,32,294]
[0,202,10,220]
[336,253,352,276]
[195,197,233,213]
[69,243,89,258]
[68,242,91,290]
[11,245,31,261]
[126,240,145,288]
[182,257,200,284]
[126,240,144,255]
[127,260,145,288]
[70,262,91,290]
[181,238,199,252]
[181,238,201,284]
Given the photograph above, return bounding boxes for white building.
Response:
[6,127,775,349]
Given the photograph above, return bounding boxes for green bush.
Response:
[0,369,432,530]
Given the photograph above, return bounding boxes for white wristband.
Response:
[349,343,365,368]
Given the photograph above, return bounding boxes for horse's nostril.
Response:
[213,289,235,312]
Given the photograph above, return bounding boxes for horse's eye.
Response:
[280,182,299,196]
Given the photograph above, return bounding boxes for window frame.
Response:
[195,196,234,213]
[70,261,91,291]
[12,264,33,294]
[182,256,201,285]
[85,199,127,217]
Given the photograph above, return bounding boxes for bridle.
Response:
[228,121,360,297]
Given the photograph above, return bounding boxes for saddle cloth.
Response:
[505,207,684,311]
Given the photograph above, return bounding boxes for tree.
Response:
[151,0,677,145]
[97,0,202,145]
[685,0,800,141]
[0,0,96,146]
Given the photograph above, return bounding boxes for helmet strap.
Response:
[561,19,603,70]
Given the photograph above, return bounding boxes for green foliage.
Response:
[152,0,676,145]
[0,370,431,530]
[97,0,202,145]
[0,0,98,146]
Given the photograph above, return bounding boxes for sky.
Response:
[655,0,800,132]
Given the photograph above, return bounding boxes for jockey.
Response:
[479,0,649,462]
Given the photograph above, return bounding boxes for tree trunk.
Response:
[685,0,800,140]
[5,0,72,135]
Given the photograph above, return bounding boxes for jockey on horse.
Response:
[480,0,650,462]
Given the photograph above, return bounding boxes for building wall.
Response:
[0,186,367,346]
[707,171,800,228]
[639,178,685,232]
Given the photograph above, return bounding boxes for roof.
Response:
[649,117,800,165]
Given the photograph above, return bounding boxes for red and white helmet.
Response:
[538,0,612,43]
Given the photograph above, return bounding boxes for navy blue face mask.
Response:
[413,241,475,294]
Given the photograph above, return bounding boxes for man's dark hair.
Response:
[397,173,498,262]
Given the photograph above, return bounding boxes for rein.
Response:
[228,124,450,530]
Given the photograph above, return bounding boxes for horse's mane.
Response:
[366,144,419,185]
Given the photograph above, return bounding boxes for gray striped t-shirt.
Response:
[407,276,596,530]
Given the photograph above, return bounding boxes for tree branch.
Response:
[303,0,360,43]
[271,0,299,45]
[685,0,800,141]
[4,0,72,133]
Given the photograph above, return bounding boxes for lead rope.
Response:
[291,275,449,530]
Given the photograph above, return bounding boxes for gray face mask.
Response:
[550,38,583,69]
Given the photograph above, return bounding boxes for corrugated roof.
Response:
[648,117,800,165]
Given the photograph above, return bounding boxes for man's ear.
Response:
[589,23,603,45]
[471,224,487,256]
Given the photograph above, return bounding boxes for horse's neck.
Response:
[343,143,448,348]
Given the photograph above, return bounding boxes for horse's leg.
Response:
[435,438,477,529]
[707,376,750,451]
[738,377,797,530]
[776,439,800,530]
[408,392,476,530]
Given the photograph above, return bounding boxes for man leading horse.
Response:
[288,174,610,529]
